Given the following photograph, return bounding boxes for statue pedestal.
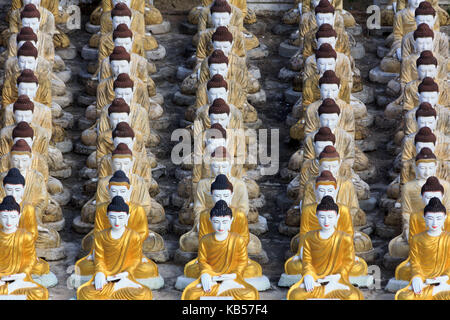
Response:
[36,242,66,261]
[0,295,27,300]
[278,273,374,288]
[176,274,271,291]
[146,20,171,34]
[85,22,100,34]
[32,272,58,288]
[385,278,409,293]
[278,40,298,58]
[68,273,165,290]
[146,44,167,61]
[56,43,77,60]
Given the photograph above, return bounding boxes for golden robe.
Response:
[198,4,244,31]
[2,99,52,134]
[0,153,49,184]
[8,6,55,35]
[7,32,55,65]
[0,123,50,158]
[302,73,351,107]
[2,74,52,108]
[402,80,449,114]
[400,53,447,85]
[303,52,353,88]
[401,31,448,61]
[193,103,244,138]
[404,105,449,137]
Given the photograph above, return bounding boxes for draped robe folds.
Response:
[2,73,51,108]
[3,100,52,135]
[193,103,244,139]
[0,123,50,158]
[287,230,364,300]
[77,228,152,300]
[400,53,447,85]
[7,32,55,65]
[182,232,259,300]
[198,4,244,31]
[8,6,55,35]
[402,80,449,115]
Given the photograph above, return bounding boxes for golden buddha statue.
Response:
[286,196,364,300]
[396,0,450,26]
[396,198,450,300]
[0,196,48,300]
[77,197,153,300]
[182,201,259,300]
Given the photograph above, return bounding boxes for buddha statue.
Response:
[286,196,364,300]
[397,0,450,25]
[0,196,48,300]
[77,197,153,300]
[182,201,259,300]
[0,121,50,158]
[396,198,450,300]
[8,3,54,38]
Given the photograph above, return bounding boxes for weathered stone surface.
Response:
[369,66,398,84]
[247,43,269,60]
[351,42,365,60]
[146,20,171,34]
[53,112,74,129]
[247,89,266,106]
[55,138,73,154]
[146,45,167,61]
[85,22,100,34]
[55,69,72,83]
[284,88,301,104]
[81,45,98,61]
[36,244,66,261]
[352,86,375,105]
[278,67,297,82]
[278,39,298,58]
[271,23,297,36]
[56,43,77,60]
[53,91,73,109]
[347,24,363,36]
[376,45,390,58]
[172,91,196,106]
[176,66,193,81]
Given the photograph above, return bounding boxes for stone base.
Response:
[146,20,171,34]
[150,115,171,131]
[44,217,65,232]
[278,220,299,237]
[250,250,269,265]
[174,248,196,265]
[72,216,93,234]
[243,118,263,130]
[385,278,408,293]
[32,272,58,288]
[356,248,377,265]
[36,243,66,261]
[179,21,197,35]
[56,68,72,83]
[85,22,100,34]
[68,273,164,290]
[369,66,398,84]
[278,40,298,58]
[175,275,271,292]
[248,215,268,236]
[172,91,196,106]
[284,88,301,104]
[0,295,26,300]
[278,67,297,82]
[351,42,365,60]
[247,89,266,106]
[73,140,96,155]
[278,273,301,287]
[353,86,375,105]
[278,273,374,288]
[145,248,170,263]
[149,218,169,235]
[55,138,74,154]
[175,275,194,291]
[56,43,77,60]
[173,219,192,236]
[146,45,166,61]
[176,66,193,81]
[81,45,98,61]
[383,252,405,270]
[53,91,73,108]
[247,43,269,60]
[377,46,390,59]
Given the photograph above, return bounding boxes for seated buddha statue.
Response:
[396,0,450,25]
[8,3,55,38]
[286,196,364,300]
[0,196,48,300]
[182,201,259,300]
[75,195,163,290]
[396,198,450,300]
[0,121,50,158]
[77,197,153,300]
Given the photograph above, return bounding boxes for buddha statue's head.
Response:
[318,98,340,131]
[210,146,232,176]
[209,200,233,238]
[414,126,436,154]
[12,121,34,150]
[112,121,135,151]
[108,98,130,129]
[421,176,444,205]
[208,50,229,79]
[108,170,133,202]
[416,102,437,131]
[315,24,337,50]
[10,139,33,178]
[418,77,439,107]
[209,98,231,129]
[313,127,335,157]
[316,195,339,231]
[13,95,34,125]
[17,41,38,72]
[3,168,25,205]
[0,196,21,234]
[107,196,130,230]
[113,23,133,53]
[318,145,341,178]
[314,170,339,203]
[20,4,40,34]
[315,0,335,27]
[315,43,337,75]
[210,174,233,206]
[415,1,437,29]
[110,46,131,78]
[210,0,232,28]
[111,143,134,176]
[114,73,134,105]
[113,0,131,7]
[205,123,227,156]
[207,74,228,104]
[212,26,233,57]
[16,69,38,100]
[17,27,38,50]
[111,3,132,30]
[414,147,437,180]
[319,70,340,100]
[413,23,434,54]
[408,0,425,10]
[416,51,438,80]
[423,197,446,234]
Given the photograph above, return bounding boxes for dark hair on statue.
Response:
[210,199,233,218]
[423,197,446,216]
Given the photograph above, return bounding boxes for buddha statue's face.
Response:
[422,191,443,205]
[415,141,435,154]
[408,0,424,9]
[113,137,134,150]
[415,161,437,180]
[320,83,339,100]
[417,64,438,80]
[13,137,33,148]
[205,137,226,154]
[211,12,231,28]
[210,160,231,176]
[23,0,41,6]
[114,87,133,105]
[414,37,433,54]
[209,112,230,129]
[213,41,232,57]
[319,160,340,178]
[17,82,38,100]
[109,112,130,129]
[0,211,20,233]
[114,37,132,53]
[415,14,436,29]
[314,184,338,203]
[210,214,233,236]
[110,60,131,78]
[424,211,445,232]
[418,91,438,107]
[107,211,129,231]
[319,113,339,131]
[14,110,34,124]
[314,140,333,157]
[207,87,228,104]
[209,63,228,79]
[21,18,40,34]
[317,210,338,231]
[417,116,437,131]
[4,184,25,204]
[11,154,32,176]
[112,16,131,30]
[315,13,335,27]
[111,157,133,175]
[108,185,132,202]
[316,57,336,75]
[18,55,37,71]
[113,0,131,7]
[211,189,233,206]
[316,37,337,50]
